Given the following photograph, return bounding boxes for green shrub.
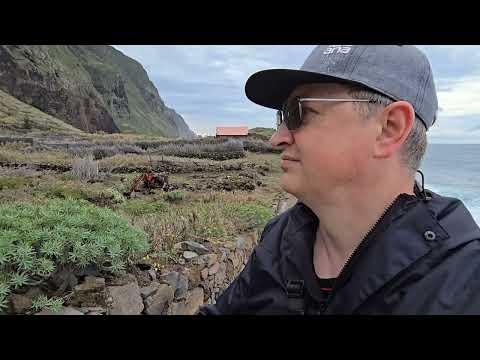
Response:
[0,199,149,311]
[31,295,64,313]
[38,183,125,206]
[121,199,168,216]
[163,191,185,203]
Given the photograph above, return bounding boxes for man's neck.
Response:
[307,179,415,279]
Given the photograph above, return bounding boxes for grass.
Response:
[0,176,33,191]
[120,199,168,216]
[130,190,275,258]
[0,137,285,279]
[0,89,84,135]
[0,145,71,165]
[34,180,126,206]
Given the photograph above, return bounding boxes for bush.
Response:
[152,138,245,160]
[0,199,150,311]
[69,143,145,160]
[163,191,185,203]
[243,139,280,153]
[72,155,98,181]
[121,200,168,216]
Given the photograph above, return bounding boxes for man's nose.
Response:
[269,124,294,150]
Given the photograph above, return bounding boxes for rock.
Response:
[9,294,32,314]
[183,251,198,260]
[214,263,227,286]
[74,276,105,293]
[79,306,106,314]
[107,273,137,287]
[201,268,209,280]
[184,287,204,315]
[167,288,204,315]
[235,235,247,250]
[75,263,101,277]
[159,272,189,300]
[166,302,181,315]
[107,282,144,315]
[86,312,102,315]
[147,269,157,281]
[193,253,218,267]
[144,284,175,315]
[159,271,179,286]
[35,306,84,315]
[185,268,202,289]
[140,282,160,299]
[50,268,78,291]
[231,252,241,268]
[183,241,210,255]
[24,287,43,300]
[70,276,106,307]
[209,262,220,276]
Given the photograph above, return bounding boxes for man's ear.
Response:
[373,101,415,159]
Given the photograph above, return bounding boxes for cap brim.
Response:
[245,69,352,110]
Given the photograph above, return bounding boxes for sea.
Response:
[421,144,480,225]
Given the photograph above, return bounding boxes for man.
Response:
[200,45,480,315]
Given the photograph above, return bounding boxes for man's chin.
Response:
[280,174,300,198]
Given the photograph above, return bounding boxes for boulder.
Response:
[147,270,157,282]
[159,271,189,300]
[107,282,144,315]
[70,276,106,307]
[140,282,160,299]
[183,241,210,255]
[183,251,198,260]
[209,262,220,276]
[193,253,218,267]
[201,268,209,280]
[167,288,204,315]
[144,284,175,315]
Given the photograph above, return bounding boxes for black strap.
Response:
[286,280,305,315]
[415,170,431,202]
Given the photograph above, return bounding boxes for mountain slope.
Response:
[0,45,195,138]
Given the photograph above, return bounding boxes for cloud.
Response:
[436,75,480,117]
[114,45,480,140]
[113,45,314,135]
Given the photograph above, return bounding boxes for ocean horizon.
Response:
[422,143,480,225]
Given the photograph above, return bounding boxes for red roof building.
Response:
[215,127,249,137]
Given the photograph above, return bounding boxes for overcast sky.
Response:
[113,45,480,143]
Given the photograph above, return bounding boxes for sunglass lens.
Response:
[283,97,301,130]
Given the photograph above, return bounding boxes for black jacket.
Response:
[200,189,480,315]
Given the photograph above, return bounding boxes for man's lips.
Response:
[281,155,299,161]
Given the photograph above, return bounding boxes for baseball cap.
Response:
[245,45,438,130]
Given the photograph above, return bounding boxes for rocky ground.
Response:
[10,208,294,316]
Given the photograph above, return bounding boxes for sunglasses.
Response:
[276,97,373,131]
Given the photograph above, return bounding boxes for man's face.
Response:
[270,83,378,203]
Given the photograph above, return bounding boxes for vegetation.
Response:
[0,199,150,311]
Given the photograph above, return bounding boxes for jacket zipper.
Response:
[318,194,401,314]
